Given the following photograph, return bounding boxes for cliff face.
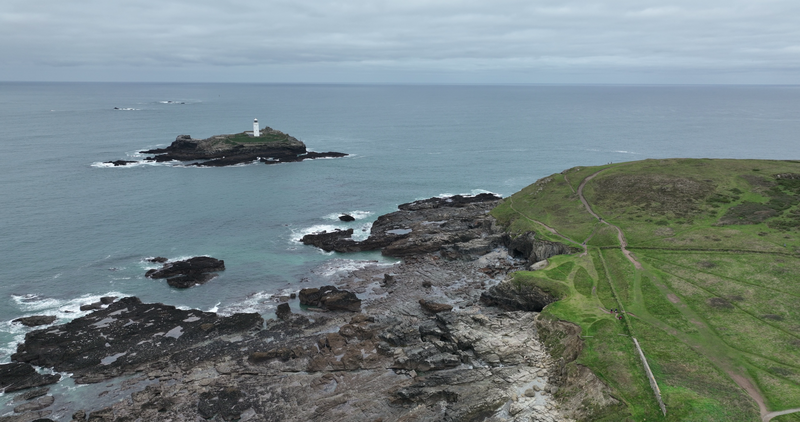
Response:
[136,128,346,167]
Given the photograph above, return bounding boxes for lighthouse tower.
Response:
[253,119,260,137]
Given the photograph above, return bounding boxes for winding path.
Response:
[576,167,778,419]
[576,170,642,269]
[763,408,800,422]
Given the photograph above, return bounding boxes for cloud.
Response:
[1,0,799,82]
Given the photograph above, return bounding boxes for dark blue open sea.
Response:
[1,82,799,411]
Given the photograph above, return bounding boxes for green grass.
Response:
[494,158,800,421]
[220,131,291,144]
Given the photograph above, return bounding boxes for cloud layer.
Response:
[2,0,799,82]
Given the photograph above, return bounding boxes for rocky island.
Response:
[106,126,347,167]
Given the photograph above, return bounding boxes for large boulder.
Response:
[12,315,57,327]
[480,279,558,312]
[505,232,575,264]
[299,286,361,312]
[145,256,225,288]
[0,363,60,393]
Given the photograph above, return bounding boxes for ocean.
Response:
[1,82,799,374]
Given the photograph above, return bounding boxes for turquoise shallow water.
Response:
[1,83,800,367]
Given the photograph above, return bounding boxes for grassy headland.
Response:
[492,158,800,421]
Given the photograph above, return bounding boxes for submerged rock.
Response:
[12,316,57,327]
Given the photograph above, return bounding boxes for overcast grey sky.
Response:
[2,0,799,83]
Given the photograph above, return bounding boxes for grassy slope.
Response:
[492,158,800,421]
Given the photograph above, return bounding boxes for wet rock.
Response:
[11,297,262,383]
[72,410,87,420]
[299,286,361,312]
[302,194,503,257]
[145,256,225,288]
[0,363,60,393]
[146,257,168,263]
[13,395,54,413]
[276,303,292,321]
[339,214,356,222]
[103,160,136,166]
[12,316,56,327]
[12,387,49,404]
[79,302,103,311]
[99,296,117,305]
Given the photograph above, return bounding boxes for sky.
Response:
[1,0,799,84]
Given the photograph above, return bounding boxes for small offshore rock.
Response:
[103,160,136,166]
[99,296,117,305]
[146,257,168,263]
[145,256,225,288]
[79,302,103,311]
[276,303,292,321]
[12,315,56,327]
[72,410,87,420]
[339,214,356,222]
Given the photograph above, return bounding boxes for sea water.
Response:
[1,83,800,365]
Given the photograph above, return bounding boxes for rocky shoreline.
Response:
[1,194,616,422]
[105,127,347,167]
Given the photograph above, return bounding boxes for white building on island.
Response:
[253,118,260,137]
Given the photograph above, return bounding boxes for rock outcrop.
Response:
[133,129,347,167]
[479,278,559,312]
[302,193,506,259]
[504,231,578,264]
[12,316,56,327]
[145,256,225,288]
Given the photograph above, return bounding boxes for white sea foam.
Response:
[2,291,130,361]
[90,160,177,169]
[420,189,501,201]
[290,224,345,244]
[313,259,397,278]
[216,291,275,316]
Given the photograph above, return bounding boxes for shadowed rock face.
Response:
[0,363,60,393]
[479,279,558,312]
[145,256,225,288]
[504,231,577,264]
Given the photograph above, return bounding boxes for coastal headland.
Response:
[4,158,800,421]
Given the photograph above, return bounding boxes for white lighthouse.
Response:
[253,119,260,137]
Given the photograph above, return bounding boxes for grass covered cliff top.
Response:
[492,158,800,421]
